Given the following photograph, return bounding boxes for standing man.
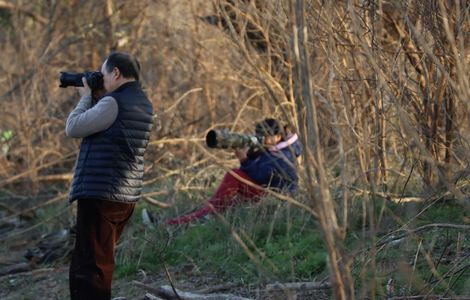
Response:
[65,52,153,300]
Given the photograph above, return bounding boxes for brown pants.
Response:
[69,199,135,300]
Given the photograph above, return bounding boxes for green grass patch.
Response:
[350,199,470,297]
[116,199,327,284]
[115,191,469,296]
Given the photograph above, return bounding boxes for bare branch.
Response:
[0,1,47,25]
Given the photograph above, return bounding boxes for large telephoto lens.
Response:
[59,72,84,88]
[59,71,104,90]
[205,129,260,149]
[206,130,218,148]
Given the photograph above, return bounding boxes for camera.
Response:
[59,71,104,90]
[206,129,263,149]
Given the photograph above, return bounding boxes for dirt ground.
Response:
[0,265,230,300]
[0,214,331,299]
[0,263,331,300]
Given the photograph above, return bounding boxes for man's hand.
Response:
[92,88,107,100]
[234,146,249,162]
[76,77,91,98]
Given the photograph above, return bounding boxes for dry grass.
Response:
[0,0,469,299]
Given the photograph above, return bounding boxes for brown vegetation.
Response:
[0,0,469,299]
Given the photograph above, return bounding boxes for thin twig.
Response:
[376,223,470,248]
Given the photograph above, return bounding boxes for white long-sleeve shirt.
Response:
[65,95,118,138]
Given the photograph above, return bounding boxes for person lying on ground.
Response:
[165,118,302,225]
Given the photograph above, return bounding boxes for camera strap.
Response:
[268,133,298,152]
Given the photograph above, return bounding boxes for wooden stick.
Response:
[195,282,239,294]
[265,281,331,291]
[0,262,31,277]
[133,281,252,300]
[142,195,171,208]
[36,174,73,182]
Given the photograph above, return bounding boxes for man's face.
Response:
[101,60,117,92]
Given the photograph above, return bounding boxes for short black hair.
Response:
[255,118,282,136]
[104,52,140,80]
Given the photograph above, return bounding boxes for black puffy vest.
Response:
[69,81,153,203]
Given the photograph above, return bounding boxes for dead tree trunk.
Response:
[290,1,354,299]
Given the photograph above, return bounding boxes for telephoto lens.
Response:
[59,72,84,88]
[206,129,261,149]
[59,71,104,90]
